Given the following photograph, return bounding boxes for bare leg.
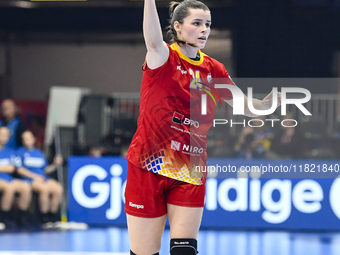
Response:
[167,204,203,239]
[0,180,15,211]
[11,180,31,211]
[31,181,49,213]
[127,213,167,255]
[47,179,63,213]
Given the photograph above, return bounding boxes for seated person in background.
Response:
[269,114,305,159]
[252,116,274,158]
[15,130,63,223]
[0,99,26,150]
[233,118,274,159]
[0,127,31,227]
[233,126,255,159]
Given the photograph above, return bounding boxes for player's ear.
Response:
[174,21,181,34]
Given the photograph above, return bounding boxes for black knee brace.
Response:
[170,239,198,255]
[130,250,159,255]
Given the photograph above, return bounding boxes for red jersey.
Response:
[126,43,235,185]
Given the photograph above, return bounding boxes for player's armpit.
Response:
[146,41,170,70]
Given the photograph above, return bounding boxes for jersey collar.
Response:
[171,43,205,66]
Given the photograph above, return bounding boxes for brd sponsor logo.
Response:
[172,111,199,128]
[205,176,340,224]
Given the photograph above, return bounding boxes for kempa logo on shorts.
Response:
[129,202,144,209]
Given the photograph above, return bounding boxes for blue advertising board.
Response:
[68,157,127,225]
[68,157,340,230]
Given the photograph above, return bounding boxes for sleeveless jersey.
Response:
[126,43,235,185]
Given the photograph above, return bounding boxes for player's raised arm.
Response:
[144,0,169,69]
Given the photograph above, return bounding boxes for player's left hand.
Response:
[261,89,281,109]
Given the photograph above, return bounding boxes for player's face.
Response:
[22,131,35,149]
[0,127,10,146]
[177,8,211,49]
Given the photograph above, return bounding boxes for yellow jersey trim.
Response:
[171,43,207,66]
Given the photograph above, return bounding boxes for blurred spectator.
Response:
[233,117,275,159]
[233,126,255,159]
[0,99,26,150]
[90,147,104,157]
[15,130,63,224]
[269,115,305,159]
[0,127,31,228]
[252,117,274,158]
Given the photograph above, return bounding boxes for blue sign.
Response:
[68,157,127,225]
[68,157,340,230]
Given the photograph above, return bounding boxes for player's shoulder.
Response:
[31,147,43,155]
[16,146,26,154]
[37,148,45,156]
[3,147,14,155]
[7,148,15,154]
[168,43,181,59]
[14,147,25,157]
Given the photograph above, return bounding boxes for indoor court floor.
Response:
[0,227,339,255]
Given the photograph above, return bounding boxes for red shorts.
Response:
[124,161,205,218]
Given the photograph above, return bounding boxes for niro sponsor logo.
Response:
[129,202,144,209]
[171,140,204,154]
[183,144,204,154]
[171,140,181,151]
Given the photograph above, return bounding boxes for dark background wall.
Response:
[234,0,340,79]
[0,0,339,98]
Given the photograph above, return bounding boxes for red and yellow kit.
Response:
[126,43,235,185]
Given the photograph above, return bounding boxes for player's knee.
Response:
[130,250,159,255]
[170,239,198,255]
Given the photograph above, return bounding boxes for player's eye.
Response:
[206,23,211,28]
[193,22,200,26]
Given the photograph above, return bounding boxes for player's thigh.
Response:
[0,179,11,191]
[31,180,48,193]
[127,213,167,255]
[11,179,30,193]
[46,179,63,195]
[167,204,203,239]
[166,180,205,239]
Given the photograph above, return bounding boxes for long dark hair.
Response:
[166,0,210,46]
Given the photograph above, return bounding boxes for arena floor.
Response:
[0,227,339,255]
